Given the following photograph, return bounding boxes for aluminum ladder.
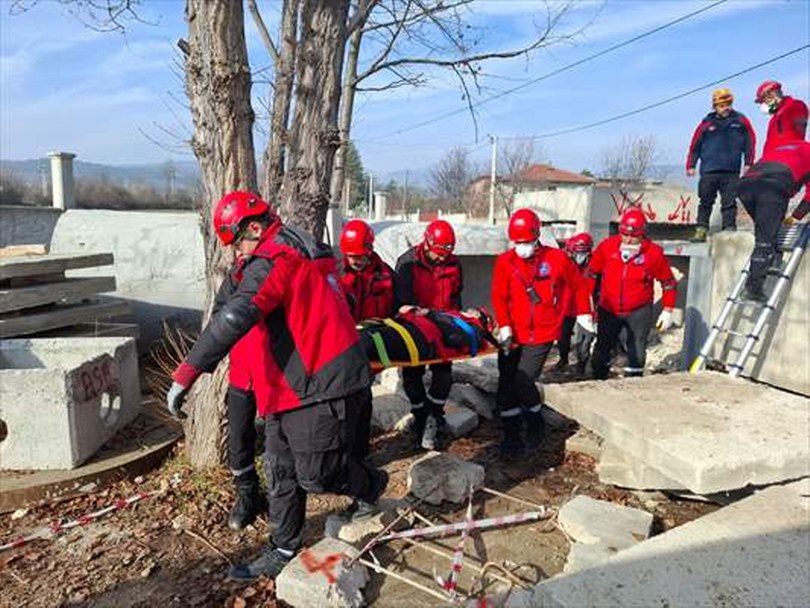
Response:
[690,222,810,377]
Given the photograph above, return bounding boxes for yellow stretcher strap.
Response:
[382,318,420,365]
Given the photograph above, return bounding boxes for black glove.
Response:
[166,382,189,419]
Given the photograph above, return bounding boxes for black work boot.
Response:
[499,414,524,458]
[409,405,429,449]
[352,468,390,521]
[228,470,267,531]
[553,356,569,372]
[524,407,546,452]
[228,545,293,582]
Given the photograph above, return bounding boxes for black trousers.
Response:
[738,175,790,293]
[402,362,453,410]
[591,305,653,379]
[697,171,739,229]
[496,342,553,416]
[264,391,378,551]
[227,386,258,476]
[557,315,595,366]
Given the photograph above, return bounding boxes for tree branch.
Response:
[247,0,280,64]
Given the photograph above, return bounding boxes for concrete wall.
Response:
[49,210,207,344]
[0,205,62,248]
[709,232,809,396]
[513,186,593,238]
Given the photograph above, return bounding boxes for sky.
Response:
[1,0,808,182]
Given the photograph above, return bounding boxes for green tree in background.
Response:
[344,140,367,211]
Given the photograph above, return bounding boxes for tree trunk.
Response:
[183,0,257,469]
[262,0,298,202]
[278,0,350,236]
[329,24,362,208]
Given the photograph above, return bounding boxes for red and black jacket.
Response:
[586,235,677,316]
[491,247,590,346]
[394,244,463,311]
[764,96,808,153]
[175,223,370,416]
[743,141,810,220]
[339,252,396,322]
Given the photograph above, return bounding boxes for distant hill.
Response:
[0,158,202,191]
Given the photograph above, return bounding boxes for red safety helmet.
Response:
[340,219,374,256]
[565,232,594,253]
[424,219,456,256]
[618,207,647,237]
[508,208,541,242]
[213,191,274,245]
[755,80,781,103]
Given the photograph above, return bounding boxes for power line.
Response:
[511,44,810,140]
[365,0,729,141]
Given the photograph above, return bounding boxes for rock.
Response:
[558,495,653,552]
[324,499,414,545]
[597,443,686,491]
[449,383,496,420]
[370,392,412,431]
[444,403,479,437]
[407,452,485,505]
[276,538,368,608]
[565,428,603,459]
[452,362,498,394]
[563,542,616,573]
[376,367,402,392]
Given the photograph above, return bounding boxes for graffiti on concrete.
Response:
[610,190,693,224]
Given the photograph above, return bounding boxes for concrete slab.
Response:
[544,372,810,494]
[535,478,810,607]
[565,428,603,460]
[452,362,498,394]
[558,496,653,552]
[407,452,485,504]
[324,499,414,545]
[0,337,141,469]
[448,383,496,420]
[597,443,686,491]
[276,537,368,608]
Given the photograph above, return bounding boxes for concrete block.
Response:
[565,428,603,460]
[597,443,686,491]
[536,479,810,607]
[452,362,498,394]
[370,392,412,431]
[276,537,369,608]
[444,403,479,437]
[544,372,810,494]
[563,542,615,573]
[0,337,141,469]
[558,496,653,552]
[324,499,414,545]
[448,383,496,420]
[407,452,485,505]
[376,367,402,393]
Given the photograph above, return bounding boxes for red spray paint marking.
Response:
[300,549,343,585]
[667,195,692,223]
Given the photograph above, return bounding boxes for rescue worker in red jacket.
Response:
[757,80,808,153]
[394,219,463,450]
[165,192,387,582]
[738,141,810,301]
[555,232,596,374]
[492,209,592,456]
[587,208,678,380]
[339,219,396,322]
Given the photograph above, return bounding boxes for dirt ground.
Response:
[0,405,717,608]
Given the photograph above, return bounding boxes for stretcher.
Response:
[358,311,498,374]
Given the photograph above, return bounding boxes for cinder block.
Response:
[0,337,141,469]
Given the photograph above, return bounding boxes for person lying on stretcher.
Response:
[358,306,497,369]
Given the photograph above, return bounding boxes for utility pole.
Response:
[367,173,374,220]
[403,170,409,220]
[488,135,498,225]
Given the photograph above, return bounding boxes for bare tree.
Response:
[430,146,477,214]
[600,134,658,189]
[495,139,540,217]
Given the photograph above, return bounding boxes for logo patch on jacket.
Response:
[634,254,646,265]
[538,262,551,277]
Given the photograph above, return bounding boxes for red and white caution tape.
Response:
[0,474,181,553]
[378,509,546,543]
[438,484,475,599]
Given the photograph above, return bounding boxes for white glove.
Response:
[575,314,596,334]
[656,309,675,333]
[497,326,513,350]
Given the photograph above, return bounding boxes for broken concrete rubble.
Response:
[324,499,414,545]
[407,452,485,504]
[448,382,495,420]
[275,537,368,608]
[557,495,653,573]
[544,372,810,494]
[444,402,479,437]
[370,391,411,431]
[452,362,498,394]
[597,443,686,490]
[535,479,810,607]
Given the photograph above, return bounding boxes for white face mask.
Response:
[514,243,536,259]
[573,252,590,266]
[620,242,641,262]
[758,102,773,115]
